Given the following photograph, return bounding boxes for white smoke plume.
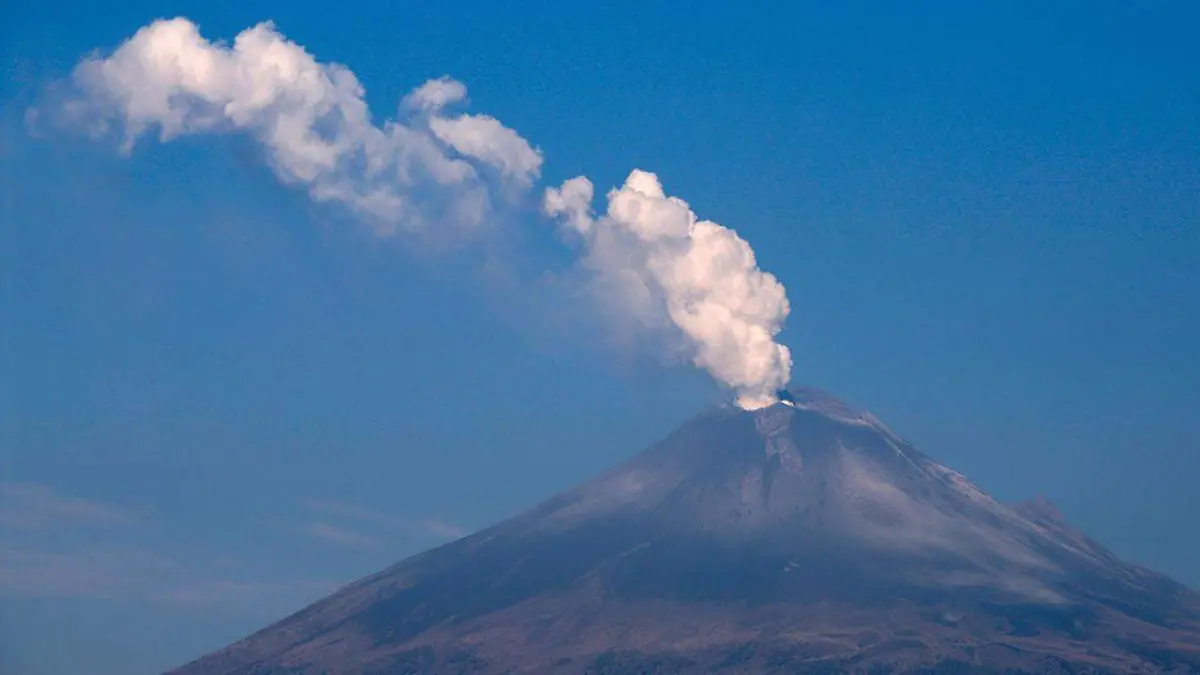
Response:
[59,18,541,233]
[544,172,791,409]
[49,17,792,409]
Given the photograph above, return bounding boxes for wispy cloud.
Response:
[0,546,175,598]
[0,543,335,611]
[301,499,399,526]
[0,487,462,614]
[421,518,470,540]
[147,577,339,611]
[0,484,157,600]
[300,521,383,551]
[0,483,137,529]
[300,499,470,542]
[0,483,335,613]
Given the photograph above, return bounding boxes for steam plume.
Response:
[544,172,791,409]
[61,18,540,233]
[49,17,792,409]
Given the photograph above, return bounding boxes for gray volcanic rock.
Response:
[169,389,1200,674]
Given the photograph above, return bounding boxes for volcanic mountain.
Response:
[171,389,1200,674]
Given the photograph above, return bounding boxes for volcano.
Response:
[170,389,1200,674]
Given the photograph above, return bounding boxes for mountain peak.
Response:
[169,388,1200,675]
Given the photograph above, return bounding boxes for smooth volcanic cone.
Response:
[169,389,1200,674]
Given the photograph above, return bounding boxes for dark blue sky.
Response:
[2,3,1198,674]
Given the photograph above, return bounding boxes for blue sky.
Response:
[2,2,1199,674]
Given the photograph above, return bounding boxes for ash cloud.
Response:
[46,17,793,408]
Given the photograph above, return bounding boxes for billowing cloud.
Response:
[429,114,542,188]
[545,171,792,408]
[60,18,540,233]
[404,76,468,111]
[49,17,794,408]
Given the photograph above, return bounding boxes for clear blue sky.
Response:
[2,2,1198,674]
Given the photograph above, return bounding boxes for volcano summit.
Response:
[171,389,1200,674]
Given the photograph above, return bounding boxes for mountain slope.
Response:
[169,389,1200,674]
